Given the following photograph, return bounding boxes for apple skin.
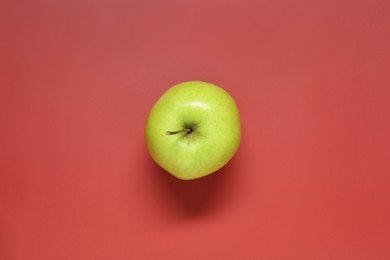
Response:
[145,81,241,180]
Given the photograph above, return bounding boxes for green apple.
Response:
[145,81,241,180]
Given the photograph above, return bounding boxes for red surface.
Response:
[1,0,390,259]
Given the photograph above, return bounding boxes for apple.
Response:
[145,81,241,180]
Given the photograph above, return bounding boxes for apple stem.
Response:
[166,129,192,135]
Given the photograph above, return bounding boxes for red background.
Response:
[1,0,390,259]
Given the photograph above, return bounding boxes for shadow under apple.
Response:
[143,149,240,219]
